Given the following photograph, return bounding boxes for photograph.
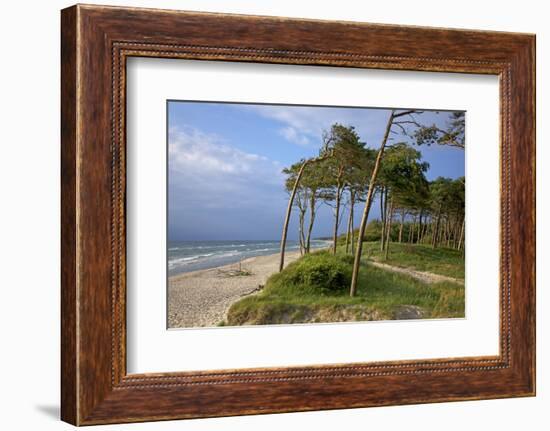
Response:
[50,2,536,426]
[167,101,466,329]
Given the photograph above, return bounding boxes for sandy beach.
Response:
[168,250,302,328]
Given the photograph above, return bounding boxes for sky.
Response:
[168,101,465,241]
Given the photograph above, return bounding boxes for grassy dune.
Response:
[224,248,464,326]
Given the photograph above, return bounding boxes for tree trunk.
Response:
[398,208,405,243]
[432,203,442,249]
[417,210,423,244]
[449,216,458,248]
[384,198,394,260]
[350,111,395,297]
[421,218,429,244]
[345,191,355,254]
[457,216,465,251]
[279,160,309,272]
[332,182,343,255]
[350,205,355,256]
[453,213,461,249]
[305,193,317,254]
[408,214,416,244]
[445,217,451,248]
[380,187,387,251]
[298,208,306,255]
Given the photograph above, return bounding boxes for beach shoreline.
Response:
[168,239,330,276]
[168,250,302,328]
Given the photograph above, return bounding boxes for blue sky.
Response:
[168,101,464,241]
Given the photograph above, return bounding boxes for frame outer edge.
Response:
[531,35,536,396]
[505,35,536,396]
[527,35,536,395]
[61,5,79,426]
[60,4,536,424]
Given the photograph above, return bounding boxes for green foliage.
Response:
[429,176,465,213]
[413,111,465,149]
[379,142,430,210]
[339,220,402,244]
[320,123,373,200]
[363,220,383,242]
[358,220,385,242]
[285,251,351,293]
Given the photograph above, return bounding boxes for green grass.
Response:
[359,241,465,280]
[224,250,464,326]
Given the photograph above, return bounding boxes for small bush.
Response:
[339,254,355,265]
[288,251,351,293]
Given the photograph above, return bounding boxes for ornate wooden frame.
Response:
[61,4,535,425]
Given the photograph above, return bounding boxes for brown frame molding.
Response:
[61,4,535,425]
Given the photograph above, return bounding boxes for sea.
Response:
[168,239,331,276]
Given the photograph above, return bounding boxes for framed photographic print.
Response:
[61,4,535,425]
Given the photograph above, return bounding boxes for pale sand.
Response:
[168,250,302,328]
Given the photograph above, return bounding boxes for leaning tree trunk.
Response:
[332,182,343,255]
[398,208,405,243]
[279,160,309,272]
[345,190,355,254]
[350,207,355,256]
[305,193,317,254]
[350,111,395,297]
[380,187,387,251]
[384,197,394,260]
[298,208,306,255]
[345,212,351,254]
[279,150,333,269]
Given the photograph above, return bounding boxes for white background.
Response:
[127,59,499,373]
[0,0,546,430]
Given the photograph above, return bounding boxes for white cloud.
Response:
[241,104,392,149]
[168,126,285,211]
[278,126,310,147]
[169,126,269,175]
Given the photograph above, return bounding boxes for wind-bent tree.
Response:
[383,196,394,260]
[350,109,426,296]
[413,111,465,149]
[321,124,366,255]
[288,157,331,254]
[426,177,464,249]
[282,163,311,255]
[279,147,332,272]
[344,148,375,254]
[376,142,429,259]
[303,160,329,254]
[378,185,388,251]
[410,112,465,251]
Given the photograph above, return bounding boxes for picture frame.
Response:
[60,4,535,425]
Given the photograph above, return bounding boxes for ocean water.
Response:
[168,239,331,276]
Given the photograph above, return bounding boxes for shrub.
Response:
[338,221,383,243]
[288,251,351,293]
[339,254,355,265]
[363,220,382,242]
